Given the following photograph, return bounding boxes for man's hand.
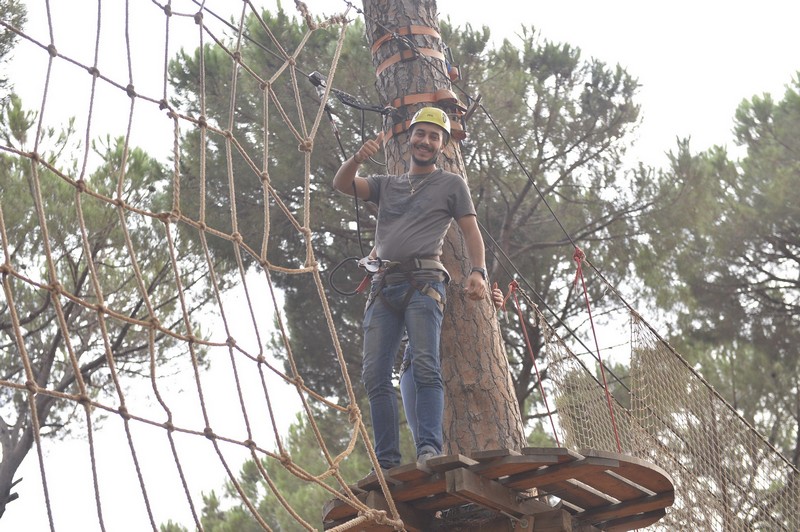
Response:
[491,282,504,310]
[464,271,487,300]
[353,131,384,164]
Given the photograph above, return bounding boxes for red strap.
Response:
[507,279,560,447]
[355,275,371,294]
[572,246,622,453]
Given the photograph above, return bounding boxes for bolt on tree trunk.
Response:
[361,0,526,455]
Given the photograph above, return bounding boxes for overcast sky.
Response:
[3,0,799,530]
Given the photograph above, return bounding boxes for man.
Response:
[332,107,487,471]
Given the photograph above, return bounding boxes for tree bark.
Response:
[362,0,526,455]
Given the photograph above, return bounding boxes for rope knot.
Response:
[298,138,313,152]
[347,404,361,424]
[117,405,130,419]
[572,246,585,286]
[362,509,390,526]
[203,427,215,440]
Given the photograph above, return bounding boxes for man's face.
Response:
[409,123,445,166]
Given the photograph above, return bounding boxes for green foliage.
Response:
[634,74,800,465]
[0,0,26,99]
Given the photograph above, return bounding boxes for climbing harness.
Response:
[364,258,448,317]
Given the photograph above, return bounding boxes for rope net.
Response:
[0,1,392,530]
[540,296,800,530]
[0,1,797,531]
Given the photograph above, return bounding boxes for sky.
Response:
[2,0,799,530]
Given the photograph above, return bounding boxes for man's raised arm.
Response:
[332,132,383,200]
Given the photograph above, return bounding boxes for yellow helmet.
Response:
[409,106,451,138]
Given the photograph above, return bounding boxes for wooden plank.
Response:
[408,491,463,511]
[446,468,553,518]
[576,490,675,524]
[356,468,402,492]
[322,491,368,522]
[576,469,653,501]
[536,479,616,510]
[603,508,667,531]
[354,454,477,491]
[522,447,583,464]
[580,449,673,494]
[530,509,575,532]
[468,448,522,462]
[470,454,561,480]
[389,472,449,503]
[425,453,479,473]
[503,456,619,491]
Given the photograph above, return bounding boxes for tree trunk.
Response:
[362,0,526,455]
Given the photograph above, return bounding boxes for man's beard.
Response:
[411,145,438,166]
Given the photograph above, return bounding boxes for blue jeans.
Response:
[399,356,417,444]
[362,279,445,468]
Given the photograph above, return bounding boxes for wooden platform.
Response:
[323,448,674,531]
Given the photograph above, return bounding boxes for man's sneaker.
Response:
[416,450,439,467]
[357,465,398,488]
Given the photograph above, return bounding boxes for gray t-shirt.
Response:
[365,168,476,264]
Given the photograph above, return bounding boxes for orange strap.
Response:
[390,88,467,114]
[371,25,441,55]
[376,47,445,77]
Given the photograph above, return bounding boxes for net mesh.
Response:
[542,302,800,531]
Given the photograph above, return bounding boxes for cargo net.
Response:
[543,303,800,531]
